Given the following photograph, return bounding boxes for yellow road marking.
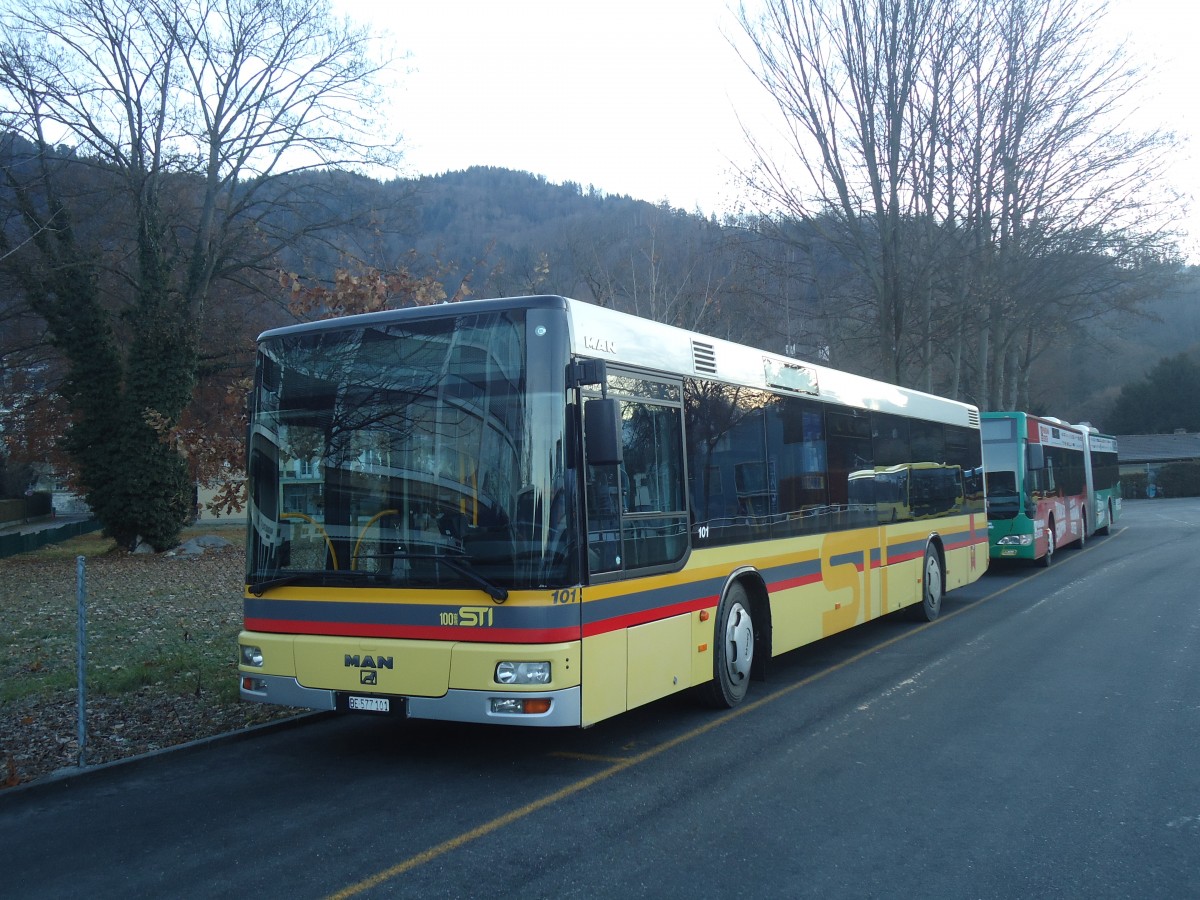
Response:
[326,526,1123,898]
[548,751,630,763]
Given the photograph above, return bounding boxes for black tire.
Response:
[1097,501,1112,536]
[1076,513,1087,549]
[704,582,755,708]
[1037,521,1055,568]
[911,544,943,622]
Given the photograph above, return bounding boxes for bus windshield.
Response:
[983,432,1022,520]
[246,308,575,593]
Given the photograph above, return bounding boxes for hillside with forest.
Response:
[272,165,1200,428]
[4,144,1199,502]
[6,158,1200,443]
[5,155,1200,539]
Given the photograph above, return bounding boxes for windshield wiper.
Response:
[383,551,509,603]
[247,570,370,596]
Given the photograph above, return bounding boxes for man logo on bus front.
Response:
[360,671,378,685]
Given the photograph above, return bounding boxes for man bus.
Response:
[239,295,988,726]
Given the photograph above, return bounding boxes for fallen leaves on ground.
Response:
[0,539,297,789]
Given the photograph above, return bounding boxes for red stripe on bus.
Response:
[581,593,718,637]
[768,572,823,592]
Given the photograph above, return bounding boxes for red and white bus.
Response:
[239,296,989,726]
[982,412,1090,566]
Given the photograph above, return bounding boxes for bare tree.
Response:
[0,0,400,549]
[737,0,948,384]
[737,0,1182,402]
[563,204,737,337]
[963,0,1178,409]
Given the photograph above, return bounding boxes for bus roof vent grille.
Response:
[692,341,717,375]
[968,409,981,428]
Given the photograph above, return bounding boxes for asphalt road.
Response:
[3,499,1198,899]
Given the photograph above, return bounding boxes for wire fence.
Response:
[0,527,294,789]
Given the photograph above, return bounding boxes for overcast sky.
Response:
[340,0,1200,258]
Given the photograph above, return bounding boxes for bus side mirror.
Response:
[584,398,623,466]
[1026,444,1044,471]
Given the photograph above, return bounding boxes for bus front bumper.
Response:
[239,673,582,727]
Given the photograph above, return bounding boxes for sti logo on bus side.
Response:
[344,655,394,669]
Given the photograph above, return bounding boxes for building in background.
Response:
[1116,431,1200,497]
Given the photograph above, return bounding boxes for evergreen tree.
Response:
[0,0,396,549]
[1108,352,1200,434]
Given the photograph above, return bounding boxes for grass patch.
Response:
[0,530,248,706]
[22,529,121,562]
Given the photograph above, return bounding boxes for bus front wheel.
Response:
[1038,522,1056,568]
[705,582,754,708]
[912,544,943,622]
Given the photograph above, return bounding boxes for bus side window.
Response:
[619,399,687,569]
[585,387,687,575]
[585,462,623,573]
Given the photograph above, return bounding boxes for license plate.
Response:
[348,696,390,713]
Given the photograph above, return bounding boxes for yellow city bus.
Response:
[238,295,988,726]
[853,462,968,524]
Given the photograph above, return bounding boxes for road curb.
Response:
[1,710,334,799]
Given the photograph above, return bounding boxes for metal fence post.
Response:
[76,554,87,768]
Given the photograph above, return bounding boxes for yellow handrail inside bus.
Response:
[281,512,338,570]
[351,509,400,570]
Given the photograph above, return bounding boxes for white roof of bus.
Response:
[564,298,978,429]
[255,295,979,429]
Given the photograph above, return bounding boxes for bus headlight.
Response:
[490,697,553,715]
[240,644,264,667]
[495,661,551,685]
[996,535,1033,546]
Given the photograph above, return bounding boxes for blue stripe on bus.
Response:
[761,556,823,586]
[581,573,726,626]
[584,555,826,630]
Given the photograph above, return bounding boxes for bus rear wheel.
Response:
[704,582,754,708]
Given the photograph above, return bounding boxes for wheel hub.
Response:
[926,554,943,601]
[724,604,753,683]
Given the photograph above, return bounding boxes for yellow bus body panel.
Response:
[581,630,628,726]
[293,635,453,696]
[239,631,297,677]
[691,604,717,686]
[627,614,693,709]
[445,642,580,691]
[246,633,583,697]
